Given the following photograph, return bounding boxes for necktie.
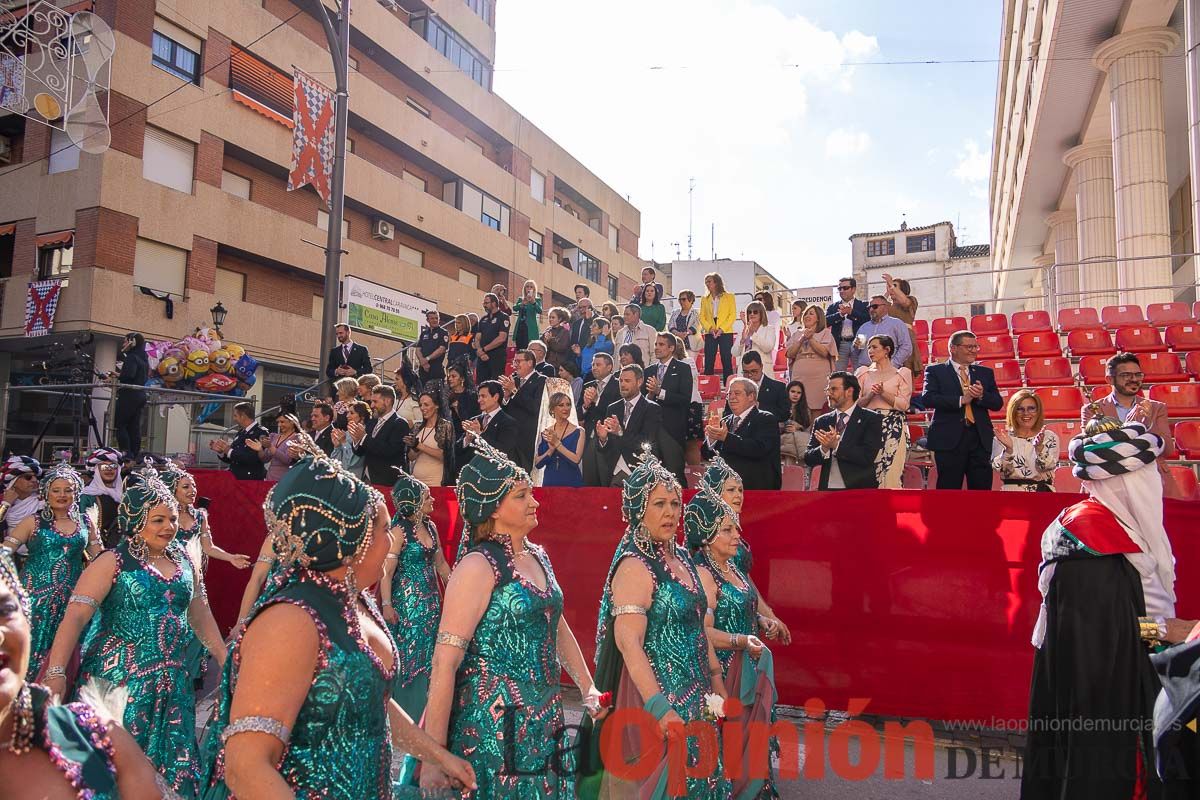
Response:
[835,413,847,435]
[624,400,634,425]
[959,365,975,424]
[625,328,634,345]
[481,413,491,431]
[343,343,350,360]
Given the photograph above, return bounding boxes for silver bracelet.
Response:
[255,555,273,565]
[44,665,66,680]
[221,715,291,746]
[69,594,99,610]
[435,631,470,650]
[612,604,648,617]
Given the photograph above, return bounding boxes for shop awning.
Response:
[35,230,73,248]
[0,224,15,237]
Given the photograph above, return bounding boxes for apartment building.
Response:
[0,0,643,458]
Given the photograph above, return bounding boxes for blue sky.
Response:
[494,1,1001,289]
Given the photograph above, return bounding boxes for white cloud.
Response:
[954,138,989,184]
[825,128,871,158]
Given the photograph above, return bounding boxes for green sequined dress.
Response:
[200,568,399,800]
[175,508,209,684]
[28,682,120,800]
[387,516,441,720]
[581,537,732,799]
[447,538,574,798]
[21,515,87,678]
[76,537,200,797]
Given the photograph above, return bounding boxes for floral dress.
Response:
[447,538,573,798]
[991,429,1060,491]
[21,516,87,677]
[387,516,441,720]
[77,538,200,797]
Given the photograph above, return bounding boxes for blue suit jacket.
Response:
[825,298,870,340]
[920,361,1003,451]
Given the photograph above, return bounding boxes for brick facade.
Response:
[218,252,322,317]
[188,236,218,292]
[11,219,37,277]
[195,133,225,189]
[88,208,138,275]
[94,0,153,47]
[108,92,147,159]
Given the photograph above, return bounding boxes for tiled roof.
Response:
[950,244,991,259]
[849,221,952,240]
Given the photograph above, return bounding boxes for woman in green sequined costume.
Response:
[579,452,732,799]
[699,458,791,645]
[689,490,783,799]
[380,472,450,721]
[5,463,101,679]
[419,438,604,797]
[199,446,475,800]
[42,469,227,797]
[0,549,179,800]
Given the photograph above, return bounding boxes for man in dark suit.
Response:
[920,330,1003,489]
[569,298,595,363]
[528,341,558,378]
[643,332,692,482]
[326,323,372,381]
[729,351,789,428]
[212,402,270,480]
[353,385,411,486]
[825,277,869,371]
[309,402,336,455]
[498,350,546,472]
[702,377,782,490]
[596,364,663,484]
[578,353,620,436]
[461,380,519,461]
[804,372,884,490]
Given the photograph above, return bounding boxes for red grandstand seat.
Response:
[991,387,1017,419]
[1174,421,1200,459]
[901,464,927,490]
[971,314,1009,336]
[1188,351,1200,380]
[1035,386,1085,419]
[977,335,1015,359]
[1024,357,1074,387]
[1114,325,1168,353]
[1150,383,1200,417]
[911,369,924,394]
[1043,421,1084,458]
[931,338,950,360]
[1101,304,1146,330]
[1017,332,1062,358]
[1168,466,1199,501]
[1090,385,1115,404]
[773,348,788,372]
[931,316,968,339]
[1067,328,1116,357]
[684,465,705,490]
[981,360,1022,388]
[1139,352,1190,383]
[1012,310,1054,334]
[781,465,808,491]
[1053,466,1083,494]
[1194,301,1200,322]
[913,319,930,342]
[1058,307,1102,332]
[1147,302,1194,327]
[1078,355,1110,385]
[697,374,722,401]
[1166,324,1200,352]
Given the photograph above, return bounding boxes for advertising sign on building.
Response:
[344,275,433,341]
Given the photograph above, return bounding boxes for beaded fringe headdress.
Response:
[117,459,178,536]
[0,549,29,617]
[685,483,739,551]
[454,436,528,561]
[620,443,680,531]
[37,461,85,522]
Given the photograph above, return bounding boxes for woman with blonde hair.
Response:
[266,413,302,480]
[785,303,835,419]
[733,300,776,363]
[699,271,736,381]
[991,389,1059,492]
[332,376,359,422]
[447,314,475,368]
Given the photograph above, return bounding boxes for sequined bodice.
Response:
[177,508,204,544]
[705,557,759,670]
[390,519,441,679]
[643,550,710,713]
[461,541,563,688]
[23,517,86,589]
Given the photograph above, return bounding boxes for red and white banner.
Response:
[24,279,63,337]
[287,68,336,207]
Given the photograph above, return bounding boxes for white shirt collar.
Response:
[242,421,258,433]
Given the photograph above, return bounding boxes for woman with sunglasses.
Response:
[991,389,1059,492]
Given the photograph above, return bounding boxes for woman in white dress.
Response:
[408,391,455,487]
[991,389,1060,492]
[733,300,777,363]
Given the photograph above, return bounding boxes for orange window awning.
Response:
[36,230,73,248]
[230,47,294,128]
[0,223,15,237]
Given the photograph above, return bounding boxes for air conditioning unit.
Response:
[371,218,394,240]
[0,136,11,165]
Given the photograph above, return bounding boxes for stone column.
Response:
[1045,210,1080,310]
[1094,27,1180,306]
[90,337,119,450]
[1063,141,1120,308]
[1030,255,1055,312]
[1187,0,1200,277]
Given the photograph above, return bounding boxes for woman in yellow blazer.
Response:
[699,271,737,381]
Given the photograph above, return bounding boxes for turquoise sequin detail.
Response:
[22,516,87,677]
[448,539,574,799]
[701,556,759,673]
[387,517,441,720]
[77,538,199,797]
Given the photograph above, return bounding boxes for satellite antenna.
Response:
[64,12,114,154]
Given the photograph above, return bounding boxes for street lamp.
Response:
[210,301,228,333]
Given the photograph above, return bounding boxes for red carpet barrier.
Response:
[193,470,1200,724]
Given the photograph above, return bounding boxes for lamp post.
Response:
[209,301,228,335]
[310,0,351,387]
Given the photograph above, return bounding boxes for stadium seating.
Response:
[1089,385,1113,404]
[1017,332,1062,358]
[697,374,723,401]
[1036,386,1086,419]
[1024,357,1074,387]
[1058,307,1102,332]
[1188,351,1200,380]
[931,338,950,360]
[1174,421,1200,459]
[1114,325,1168,353]
[1194,301,1200,322]
[901,465,927,490]
[1166,324,1200,352]
[1043,421,1084,457]
[1168,466,1199,501]
[1147,302,1194,327]
[932,316,968,339]
[1011,310,1054,334]
[1077,355,1110,385]
[1101,304,1147,330]
[913,318,930,342]
[971,314,1009,336]
[1067,329,1116,357]
[781,465,808,491]
[981,360,1022,388]
[977,335,1015,359]
[1053,466,1083,494]
[1150,383,1200,417]
[992,387,1017,419]
[1139,352,1190,383]
[773,348,788,372]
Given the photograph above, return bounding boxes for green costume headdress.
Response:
[159,462,192,496]
[37,461,84,524]
[0,549,29,618]
[390,471,430,525]
[117,461,178,536]
[620,444,680,534]
[454,437,529,561]
[684,486,739,552]
[699,455,742,497]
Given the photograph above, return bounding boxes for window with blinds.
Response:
[142,127,194,193]
[134,238,187,297]
[230,47,293,126]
